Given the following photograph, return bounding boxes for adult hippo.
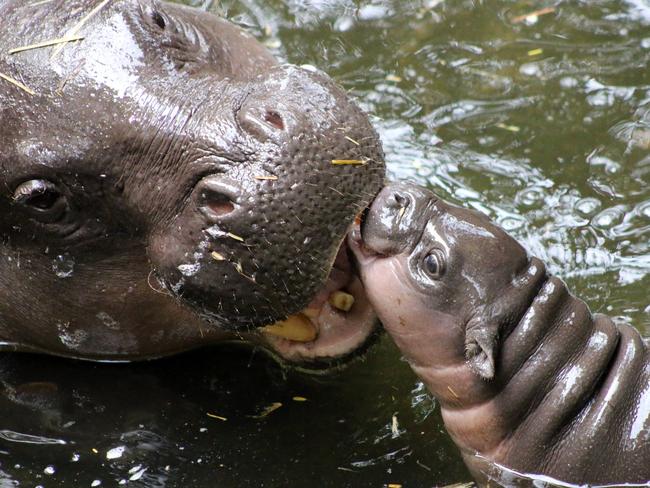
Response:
[351,183,649,485]
[0,0,384,366]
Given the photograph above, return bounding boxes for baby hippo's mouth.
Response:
[258,239,379,369]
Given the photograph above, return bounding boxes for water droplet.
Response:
[106,445,125,460]
[560,76,578,89]
[500,216,525,231]
[592,207,625,229]
[574,198,602,218]
[636,200,650,219]
[519,63,541,77]
[516,187,545,208]
[52,253,75,278]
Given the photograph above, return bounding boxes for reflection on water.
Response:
[3,0,650,486]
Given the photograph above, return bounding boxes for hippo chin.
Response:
[351,183,650,485]
[0,0,385,366]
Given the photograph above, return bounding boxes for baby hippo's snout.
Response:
[361,183,435,256]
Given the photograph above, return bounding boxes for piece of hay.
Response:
[51,0,111,59]
[9,36,84,54]
[0,72,35,95]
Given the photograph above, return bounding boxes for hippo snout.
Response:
[362,183,436,256]
[149,66,385,331]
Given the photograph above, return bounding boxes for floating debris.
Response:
[253,402,283,419]
[51,0,111,59]
[226,232,244,242]
[385,74,403,83]
[391,413,400,437]
[527,48,543,57]
[0,72,35,95]
[254,175,279,181]
[511,7,556,24]
[211,251,226,261]
[496,123,521,132]
[292,396,308,402]
[387,484,403,488]
[345,136,360,146]
[9,35,84,55]
[441,483,475,488]
[207,413,228,422]
[332,159,367,166]
[29,0,55,6]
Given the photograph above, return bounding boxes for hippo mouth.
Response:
[257,238,380,369]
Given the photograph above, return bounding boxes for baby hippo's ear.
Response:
[465,320,499,380]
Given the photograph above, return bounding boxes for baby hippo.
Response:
[350,182,649,485]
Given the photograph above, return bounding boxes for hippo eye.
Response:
[13,180,67,221]
[423,250,446,278]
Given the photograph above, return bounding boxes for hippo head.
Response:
[351,183,545,379]
[0,0,384,364]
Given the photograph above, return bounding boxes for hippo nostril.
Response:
[196,176,242,221]
[264,110,285,130]
[205,194,236,217]
[394,193,409,207]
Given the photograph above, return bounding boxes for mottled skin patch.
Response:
[0,0,384,362]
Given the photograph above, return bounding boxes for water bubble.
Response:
[52,253,75,278]
[636,200,650,219]
[519,63,541,77]
[44,465,55,475]
[516,187,546,208]
[592,206,625,229]
[574,198,602,218]
[106,446,126,460]
[500,216,526,231]
[91,481,102,487]
[560,76,578,89]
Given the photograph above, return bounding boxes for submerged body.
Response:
[0,0,384,366]
[352,183,649,484]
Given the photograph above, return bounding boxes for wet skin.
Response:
[0,0,385,365]
[351,183,650,485]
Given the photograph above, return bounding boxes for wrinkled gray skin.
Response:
[351,183,650,485]
[0,0,384,362]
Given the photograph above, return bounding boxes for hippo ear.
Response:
[465,321,498,381]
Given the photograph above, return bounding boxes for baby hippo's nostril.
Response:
[387,191,411,212]
[264,110,285,130]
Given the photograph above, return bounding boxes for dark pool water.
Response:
[2,1,650,486]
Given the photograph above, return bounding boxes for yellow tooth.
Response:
[303,307,320,319]
[262,314,317,342]
[329,291,355,312]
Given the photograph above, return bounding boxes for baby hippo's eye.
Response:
[423,249,446,278]
[13,179,68,223]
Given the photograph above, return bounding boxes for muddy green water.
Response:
[2,1,649,486]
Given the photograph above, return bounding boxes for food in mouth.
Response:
[258,240,378,366]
